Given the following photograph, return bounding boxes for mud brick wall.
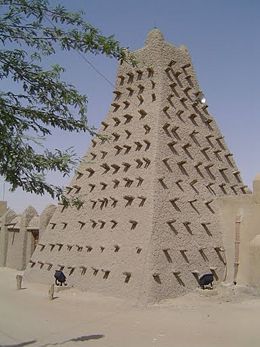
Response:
[24,29,247,303]
[0,205,56,270]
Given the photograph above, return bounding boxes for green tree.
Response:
[0,0,133,205]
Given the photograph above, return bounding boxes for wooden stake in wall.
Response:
[233,214,242,285]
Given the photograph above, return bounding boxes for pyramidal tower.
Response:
[25,29,247,303]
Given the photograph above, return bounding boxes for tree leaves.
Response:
[0,0,134,200]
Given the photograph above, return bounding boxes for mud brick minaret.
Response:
[24,29,247,303]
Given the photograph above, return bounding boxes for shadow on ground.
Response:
[1,334,104,347]
[1,340,36,347]
[40,334,104,346]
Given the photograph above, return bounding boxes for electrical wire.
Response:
[43,14,115,88]
[76,51,114,87]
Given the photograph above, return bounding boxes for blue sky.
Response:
[1,0,259,212]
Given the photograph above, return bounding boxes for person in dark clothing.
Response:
[54,270,67,286]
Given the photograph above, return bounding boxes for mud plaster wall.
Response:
[0,204,56,271]
[0,201,7,217]
[24,29,247,303]
[0,202,11,266]
[6,207,37,270]
[217,175,260,287]
[134,30,247,302]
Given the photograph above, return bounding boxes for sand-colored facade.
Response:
[0,204,56,270]
[217,175,260,289]
[23,29,247,303]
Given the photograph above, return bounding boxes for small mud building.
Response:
[0,204,56,271]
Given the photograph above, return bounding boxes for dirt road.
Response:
[1,268,260,347]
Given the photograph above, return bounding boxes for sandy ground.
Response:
[1,268,260,347]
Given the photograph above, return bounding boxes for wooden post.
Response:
[48,283,54,300]
[233,215,242,284]
[16,274,23,290]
